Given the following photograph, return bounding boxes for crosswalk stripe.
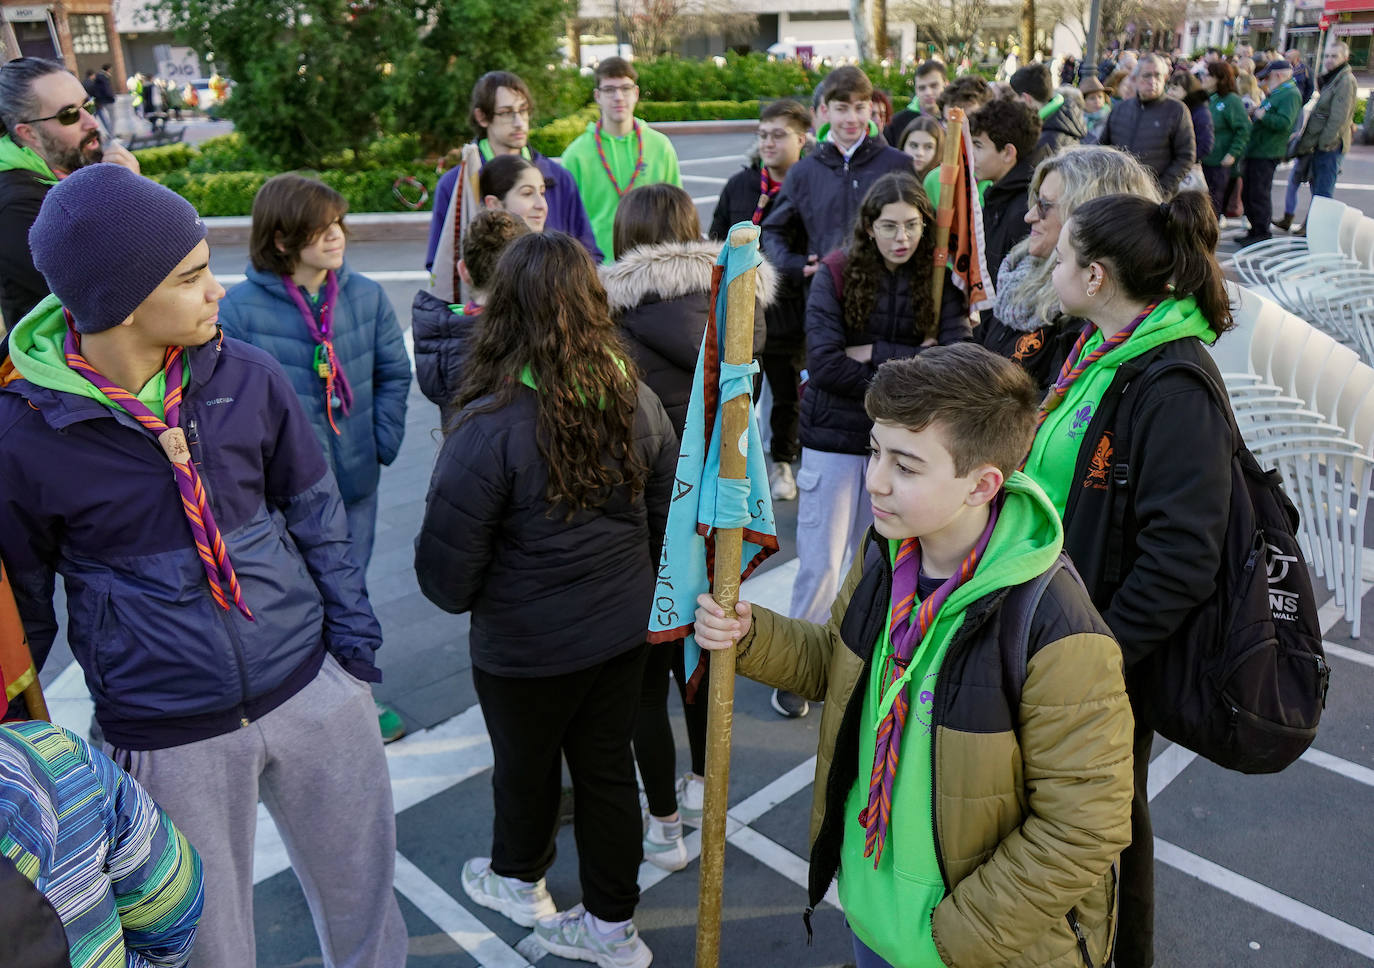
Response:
[393,853,532,967]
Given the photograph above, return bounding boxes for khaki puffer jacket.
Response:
[735,536,1135,967]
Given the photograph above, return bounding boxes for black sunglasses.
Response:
[22,98,96,126]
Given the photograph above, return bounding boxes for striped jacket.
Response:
[0,721,203,967]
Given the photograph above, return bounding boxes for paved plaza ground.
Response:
[33,131,1374,967]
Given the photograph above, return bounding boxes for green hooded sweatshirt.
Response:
[7,294,182,419]
[839,471,1064,966]
[560,119,682,263]
[1022,295,1217,517]
[0,134,58,184]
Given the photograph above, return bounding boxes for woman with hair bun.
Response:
[1022,189,1237,968]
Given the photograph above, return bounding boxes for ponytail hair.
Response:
[1068,191,1233,333]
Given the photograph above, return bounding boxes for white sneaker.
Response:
[769,460,798,501]
[460,857,557,927]
[675,772,705,825]
[642,815,688,872]
[534,904,653,968]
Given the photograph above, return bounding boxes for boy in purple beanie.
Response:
[0,164,407,968]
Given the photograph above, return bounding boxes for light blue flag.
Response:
[647,222,779,679]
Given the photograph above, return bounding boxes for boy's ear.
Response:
[274,230,287,255]
[967,465,1005,508]
[1000,141,1019,168]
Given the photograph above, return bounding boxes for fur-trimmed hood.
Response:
[600,239,777,315]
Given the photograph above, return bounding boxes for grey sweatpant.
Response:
[789,448,873,623]
[108,655,407,968]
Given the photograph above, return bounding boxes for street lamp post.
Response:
[614,0,624,56]
[1081,0,1103,82]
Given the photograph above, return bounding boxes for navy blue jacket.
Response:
[411,288,475,426]
[0,335,383,750]
[761,135,914,288]
[219,262,411,505]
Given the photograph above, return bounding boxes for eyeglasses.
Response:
[492,106,531,121]
[1032,196,1059,218]
[757,128,795,142]
[597,84,638,97]
[21,98,95,126]
[873,220,922,240]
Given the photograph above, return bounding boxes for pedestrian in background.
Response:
[1199,61,1250,218]
[219,173,412,742]
[1096,53,1196,196]
[1238,58,1301,246]
[1275,40,1358,233]
[416,231,677,968]
[883,59,948,146]
[562,57,682,262]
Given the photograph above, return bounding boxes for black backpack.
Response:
[1109,358,1330,774]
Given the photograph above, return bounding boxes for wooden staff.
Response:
[695,223,760,968]
[931,106,965,328]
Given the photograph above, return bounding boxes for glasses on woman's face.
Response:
[22,98,96,126]
[1032,196,1058,219]
[873,219,922,240]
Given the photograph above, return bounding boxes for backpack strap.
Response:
[998,555,1068,708]
[1104,353,1239,588]
[821,251,847,303]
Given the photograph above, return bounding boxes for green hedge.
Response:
[149,165,435,217]
[527,106,599,157]
[636,100,761,121]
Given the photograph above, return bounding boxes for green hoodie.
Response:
[0,134,58,184]
[839,471,1064,966]
[1022,295,1217,516]
[560,119,682,263]
[7,294,180,420]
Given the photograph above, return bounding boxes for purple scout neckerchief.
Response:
[856,496,1002,867]
[63,316,253,620]
[282,270,353,434]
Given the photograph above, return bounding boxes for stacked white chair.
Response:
[1211,282,1374,635]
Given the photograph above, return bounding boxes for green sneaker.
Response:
[376,700,406,743]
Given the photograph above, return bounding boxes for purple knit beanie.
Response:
[29,163,207,334]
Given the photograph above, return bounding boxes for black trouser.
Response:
[634,641,708,817]
[760,348,805,464]
[1242,156,1280,240]
[1203,164,1231,216]
[473,645,648,923]
[1114,717,1156,968]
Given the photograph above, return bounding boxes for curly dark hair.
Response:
[452,232,648,515]
[841,172,937,341]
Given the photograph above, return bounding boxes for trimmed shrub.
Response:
[527,106,599,157]
[132,142,197,175]
[635,100,761,122]
[149,166,435,216]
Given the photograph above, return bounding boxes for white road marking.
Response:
[1301,747,1374,789]
[1155,839,1374,960]
[1147,743,1199,802]
[1324,640,1374,670]
[682,174,729,185]
[393,853,532,967]
[680,153,749,166]
[691,195,721,206]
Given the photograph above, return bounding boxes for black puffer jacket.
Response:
[710,162,807,355]
[979,313,1077,393]
[1035,98,1087,164]
[1097,95,1196,195]
[981,159,1034,289]
[761,135,913,287]
[410,288,475,425]
[415,382,678,677]
[601,239,774,437]
[800,253,972,455]
[0,168,52,331]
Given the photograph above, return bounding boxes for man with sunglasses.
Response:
[562,57,681,262]
[0,58,140,331]
[424,70,600,270]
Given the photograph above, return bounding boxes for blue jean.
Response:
[1312,149,1344,198]
[853,930,898,967]
[344,489,379,578]
[1283,161,1305,218]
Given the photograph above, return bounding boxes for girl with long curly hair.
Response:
[414,231,678,967]
[787,171,972,632]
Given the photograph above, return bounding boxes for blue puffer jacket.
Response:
[219,261,412,505]
[0,327,384,751]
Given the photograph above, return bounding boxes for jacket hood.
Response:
[6,295,98,399]
[0,135,57,184]
[1043,98,1086,139]
[600,239,777,314]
